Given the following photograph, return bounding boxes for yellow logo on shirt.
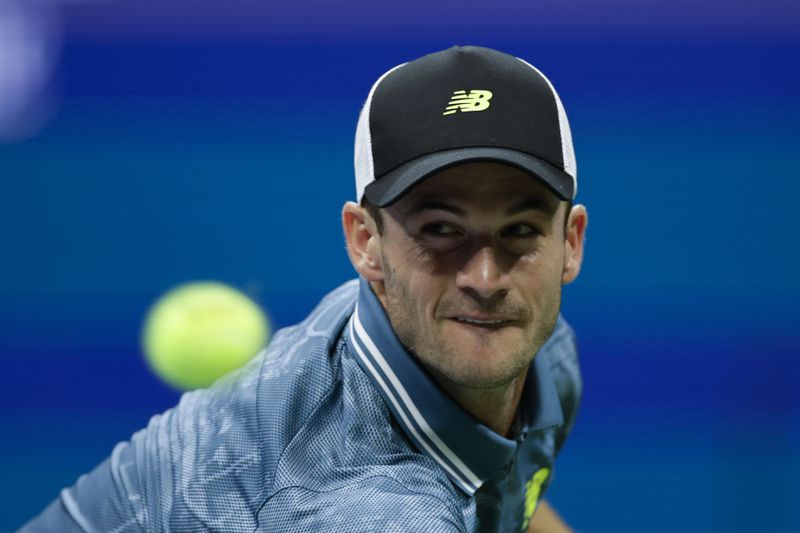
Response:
[521,467,550,530]
[442,89,493,115]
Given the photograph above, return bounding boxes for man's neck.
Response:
[425,366,529,438]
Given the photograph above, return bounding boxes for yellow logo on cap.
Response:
[520,467,550,530]
[443,89,493,115]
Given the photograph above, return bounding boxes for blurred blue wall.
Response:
[1,2,798,531]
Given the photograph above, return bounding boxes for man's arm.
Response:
[528,500,573,533]
[19,353,266,532]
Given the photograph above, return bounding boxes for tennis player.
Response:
[22,45,587,532]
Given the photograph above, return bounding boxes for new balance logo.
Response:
[443,89,493,115]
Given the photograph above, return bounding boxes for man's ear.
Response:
[342,201,384,282]
[562,204,587,285]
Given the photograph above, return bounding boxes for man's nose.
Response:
[455,245,510,303]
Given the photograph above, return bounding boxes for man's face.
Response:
[370,162,574,391]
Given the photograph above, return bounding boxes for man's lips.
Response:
[448,315,517,328]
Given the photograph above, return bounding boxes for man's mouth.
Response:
[451,316,514,328]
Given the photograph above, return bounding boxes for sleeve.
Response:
[547,315,583,455]
[18,355,266,533]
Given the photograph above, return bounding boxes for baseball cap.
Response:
[354,45,577,207]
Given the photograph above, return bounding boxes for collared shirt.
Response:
[22,279,581,533]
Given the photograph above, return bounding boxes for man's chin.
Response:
[428,342,534,389]
[434,364,529,391]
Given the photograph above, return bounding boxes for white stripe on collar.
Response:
[350,306,484,494]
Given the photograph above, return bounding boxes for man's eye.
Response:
[504,224,539,237]
[421,223,461,236]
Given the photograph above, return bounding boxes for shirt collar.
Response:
[345,278,563,495]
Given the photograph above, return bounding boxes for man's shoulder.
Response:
[542,315,579,368]
[540,315,581,392]
[180,278,359,415]
[216,278,360,446]
[253,278,359,390]
[538,314,582,453]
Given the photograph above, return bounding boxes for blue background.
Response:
[2,1,798,531]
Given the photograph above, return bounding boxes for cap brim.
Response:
[363,147,574,207]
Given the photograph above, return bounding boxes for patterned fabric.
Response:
[20,279,581,532]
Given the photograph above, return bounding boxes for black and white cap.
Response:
[354,46,577,207]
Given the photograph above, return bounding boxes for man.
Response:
[22,46,587,532]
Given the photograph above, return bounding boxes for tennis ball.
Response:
[142,282,270,391]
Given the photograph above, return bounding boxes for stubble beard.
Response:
[381,253,563,390]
